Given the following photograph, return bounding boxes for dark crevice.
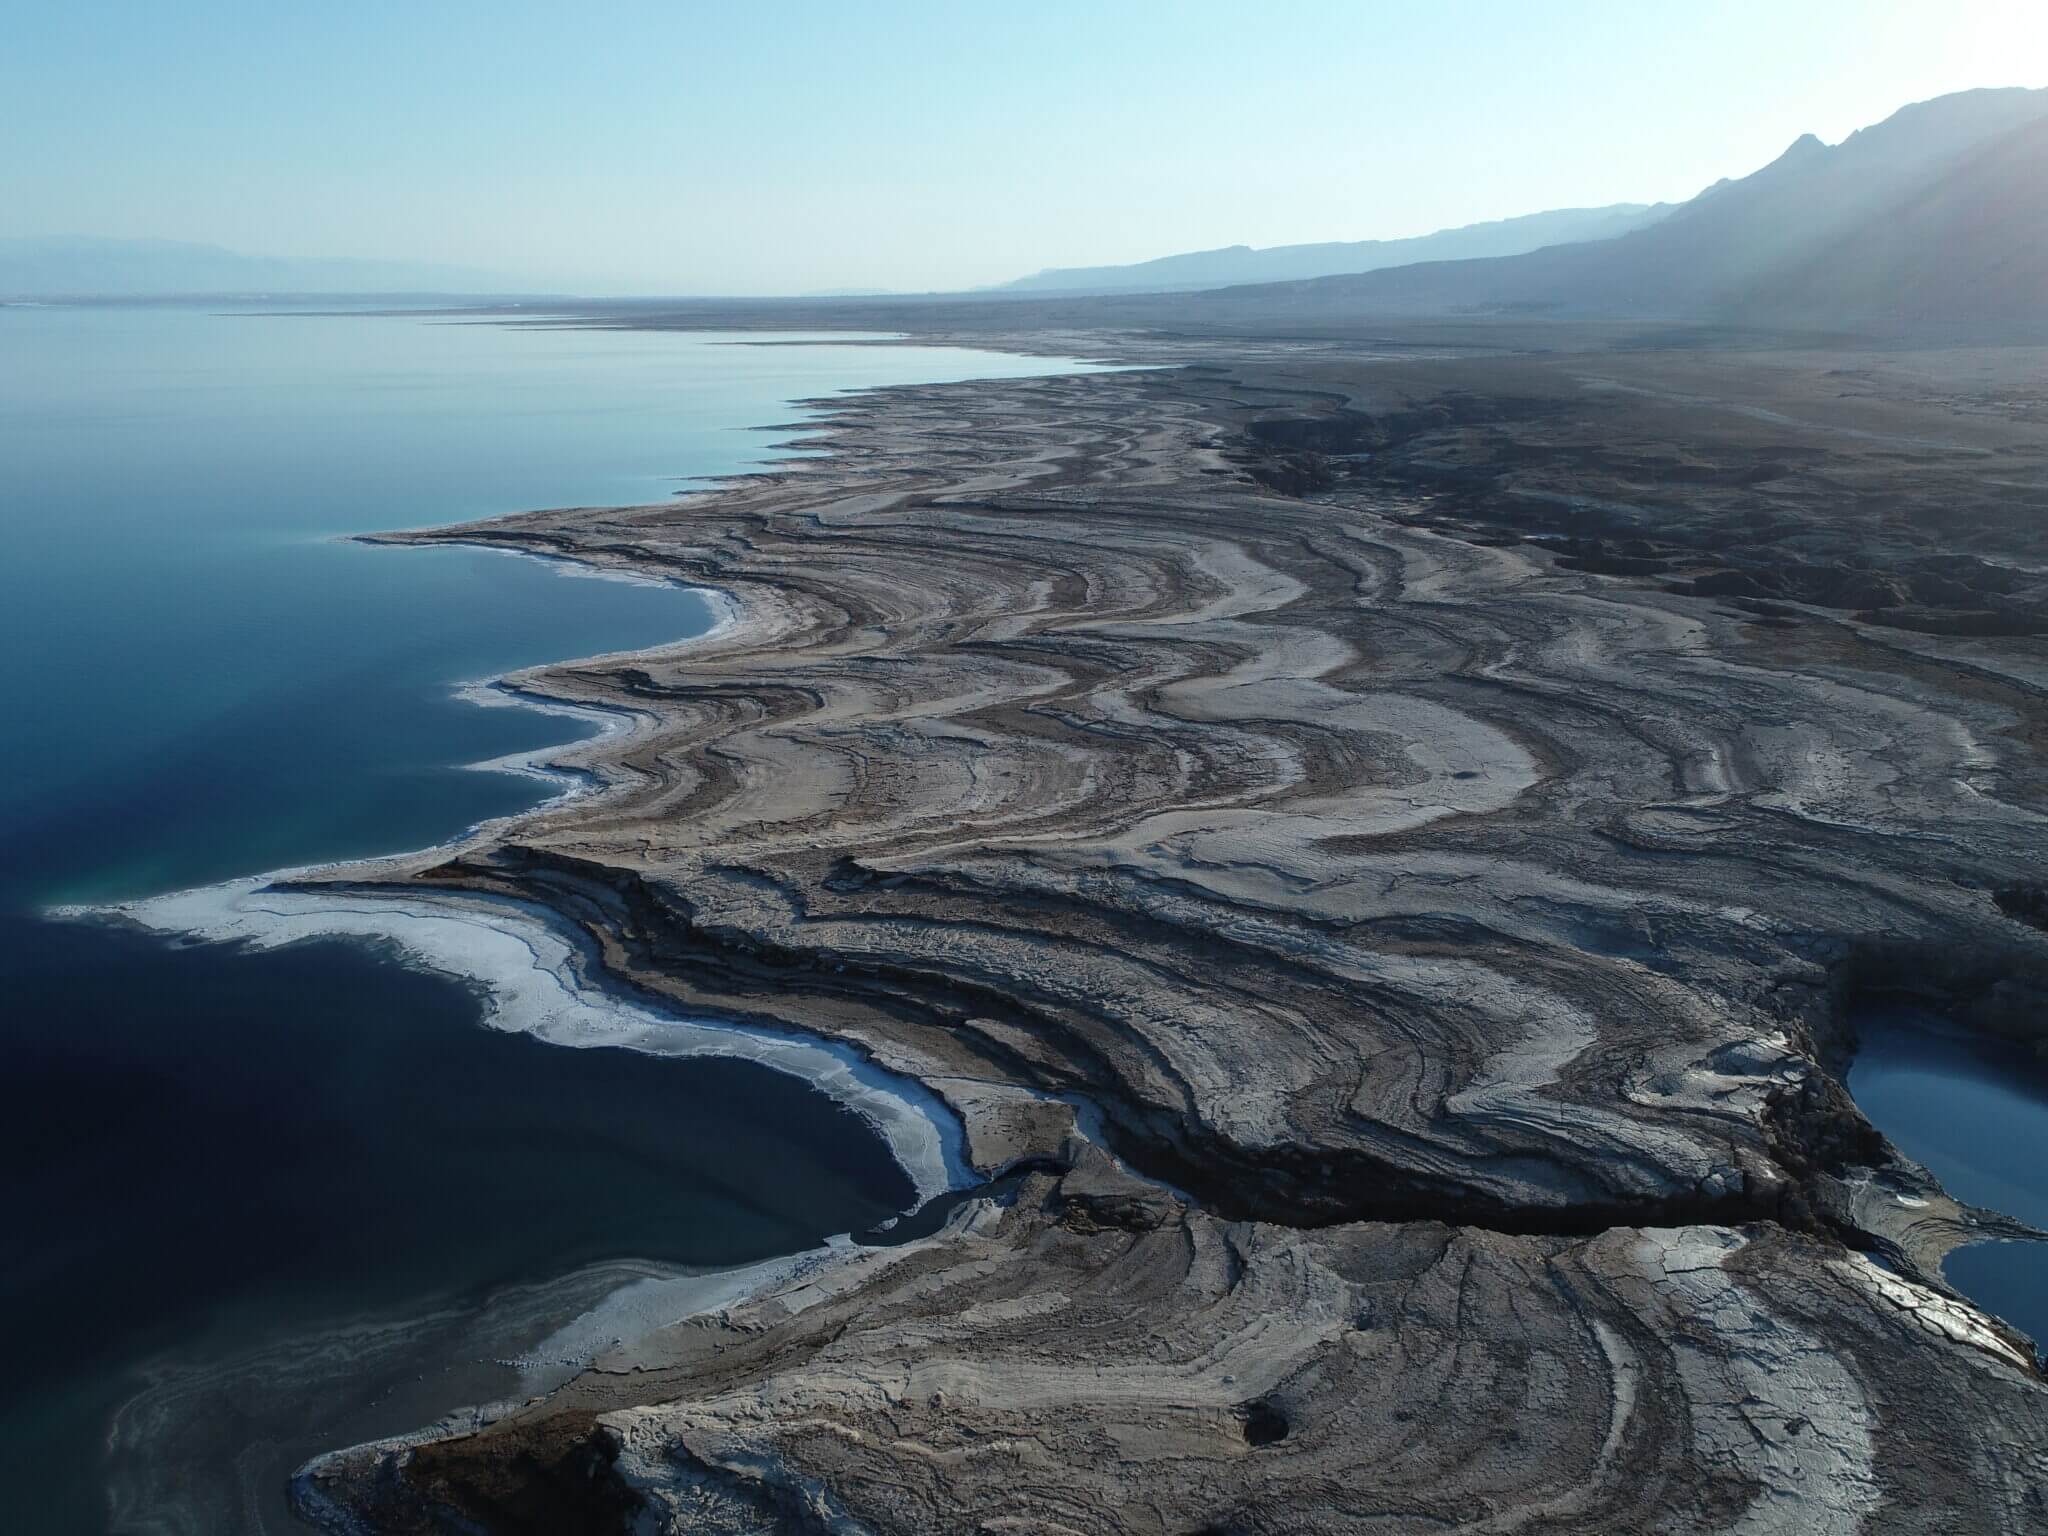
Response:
[1236,1398,1291,1447]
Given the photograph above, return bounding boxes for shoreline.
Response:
[6,317,1131,1533]
[76,873,973,1205]
[38,375,1025,1522]
[48,542,979,1522]
[59,406,975,1182]
[53,530,978,1204]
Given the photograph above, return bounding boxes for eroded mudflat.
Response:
[298,341,2048,1533]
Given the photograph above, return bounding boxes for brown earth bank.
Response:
[298,334,2048,1532]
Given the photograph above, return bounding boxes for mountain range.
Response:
[1172,86,2048,339]
[993,203,1670,294]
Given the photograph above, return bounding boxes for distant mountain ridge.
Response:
[994,203,1671,294]
[1179,86,2048,339]
[15,84,2044,335]
[0,236,536,297]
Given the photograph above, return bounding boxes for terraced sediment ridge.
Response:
[297,342,2048,1532]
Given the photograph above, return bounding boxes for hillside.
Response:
[1175,87,2048,340]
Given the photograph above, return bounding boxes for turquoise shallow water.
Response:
[0,303,1094,1531]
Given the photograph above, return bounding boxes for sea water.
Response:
[0,302,1094,1531]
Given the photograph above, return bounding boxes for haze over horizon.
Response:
[7,0,2045,296]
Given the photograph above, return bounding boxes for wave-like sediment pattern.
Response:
[180,352,2048,1530]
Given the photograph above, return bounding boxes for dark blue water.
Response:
[0,916,911,1532]
[0,304,1088,1531]
[1846,1006,2048,1358]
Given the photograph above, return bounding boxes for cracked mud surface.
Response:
[300,341,2048,1532]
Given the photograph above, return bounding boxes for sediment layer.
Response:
[301,340,2048,1531]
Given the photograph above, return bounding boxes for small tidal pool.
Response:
[1845,1004,2048,1358]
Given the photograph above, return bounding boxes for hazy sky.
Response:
[7,1,2045,294]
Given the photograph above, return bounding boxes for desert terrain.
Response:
[277,328,2048,1533]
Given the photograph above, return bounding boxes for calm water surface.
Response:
[0,303,1093,1531]
[1846,1005,2048,1358]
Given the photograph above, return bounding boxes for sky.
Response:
[5,0,2045,295]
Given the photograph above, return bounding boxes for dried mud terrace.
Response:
[307,346,2048,1533]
